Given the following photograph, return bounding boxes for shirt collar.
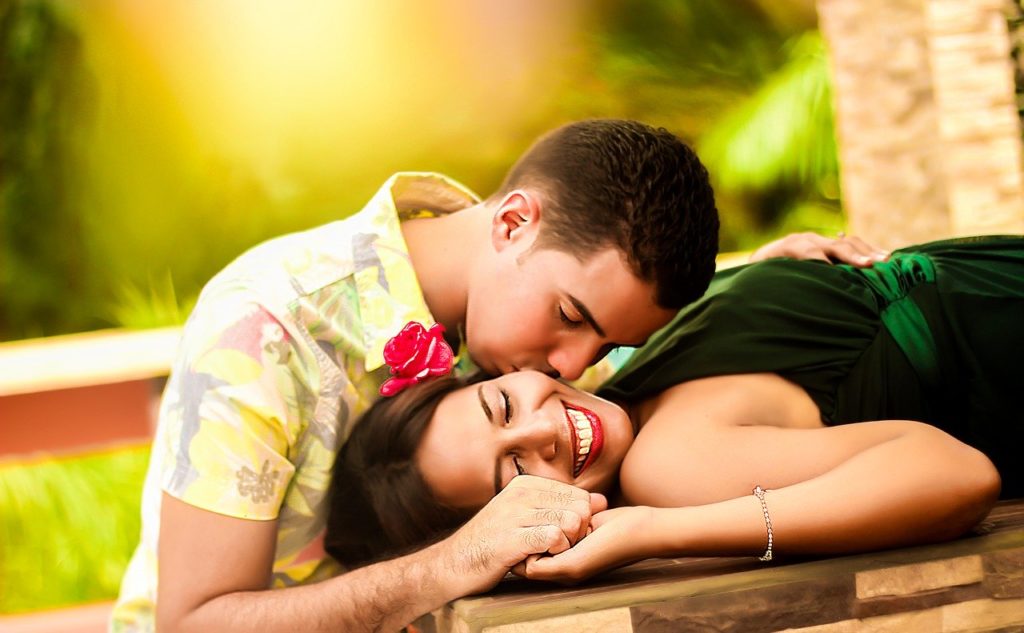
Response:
[352,172,480,372]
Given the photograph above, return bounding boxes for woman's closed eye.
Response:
[501,388,513,424]
[512,455,527,476]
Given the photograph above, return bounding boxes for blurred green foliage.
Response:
[0,0,843,342]
[0,445,150,613]
[110,271,195,330]
[567,0,843,251]
[0,0,99,339]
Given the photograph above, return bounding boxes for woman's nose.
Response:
[509,416,559,461]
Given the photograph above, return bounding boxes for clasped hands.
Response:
[442,475,655,594]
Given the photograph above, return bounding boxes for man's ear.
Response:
[491,190,542,252]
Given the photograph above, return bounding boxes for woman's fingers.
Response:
[521,539,595,584]
[510,554,542,578]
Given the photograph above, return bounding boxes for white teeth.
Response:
[568,409,588,426]
[567,406,596,477]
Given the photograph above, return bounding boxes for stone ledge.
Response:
[420,501,1024,633]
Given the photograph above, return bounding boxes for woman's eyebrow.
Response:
[477,385,493,421]
[477,385,503,496]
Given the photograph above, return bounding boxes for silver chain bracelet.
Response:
[752,485,773,562]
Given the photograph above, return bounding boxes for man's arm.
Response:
[748,231,889,266]
[157,476,606,633]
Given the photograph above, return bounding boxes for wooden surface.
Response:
[421,500,1024,632]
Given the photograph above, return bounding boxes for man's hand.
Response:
[749,232,889,267]
[513,506,658,584]
[439,475,607,597]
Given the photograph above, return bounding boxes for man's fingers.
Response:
[825,240,873,266]
[844,235,889,261]
[510,475,592,503]
[589,492,608,515]
[521,524,572,556]
[828,233,889,266]
[532,508,586,546]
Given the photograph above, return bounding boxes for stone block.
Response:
[780,607,943,633]
[856,556,984,599]
[940,598,1024,630]
[983,549,1024,599]
[629,577,854,633]
[482,608,633,633]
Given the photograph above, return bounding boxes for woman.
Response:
[325,235,1022,581]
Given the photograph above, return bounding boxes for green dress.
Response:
[599,236,1024,498]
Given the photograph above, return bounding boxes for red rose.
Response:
[379,321,455,396]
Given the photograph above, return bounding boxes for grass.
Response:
[0,444,150,614]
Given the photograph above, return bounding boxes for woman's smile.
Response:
[563,401,604,477]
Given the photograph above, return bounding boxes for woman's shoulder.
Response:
[620,373,823,506]
[599,259,880,403]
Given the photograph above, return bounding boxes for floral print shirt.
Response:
[111,173,481,632]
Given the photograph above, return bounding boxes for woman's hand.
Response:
[512,506,660,584]
[749,231,889,267]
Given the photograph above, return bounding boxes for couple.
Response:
[326,235,1023,583]
[115,118,738,632]
[112,115,999,632]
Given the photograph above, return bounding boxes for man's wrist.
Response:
[422,534,489,602]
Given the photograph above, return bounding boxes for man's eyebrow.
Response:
[568,294,606,338]
[479,386,502,497]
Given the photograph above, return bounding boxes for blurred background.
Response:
[1,0,839,343]
[3,0,1022,625]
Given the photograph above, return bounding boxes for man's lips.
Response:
[563,401,604,478]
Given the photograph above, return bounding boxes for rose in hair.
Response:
[379,321,455,396]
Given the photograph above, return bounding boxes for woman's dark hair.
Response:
[325,376,480,568]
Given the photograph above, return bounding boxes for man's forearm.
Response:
[167,541,455,633]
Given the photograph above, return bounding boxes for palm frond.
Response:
[698,31,838,191]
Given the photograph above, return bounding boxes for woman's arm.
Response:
[521,374,1000,582]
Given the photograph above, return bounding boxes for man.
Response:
[112,119,877,632]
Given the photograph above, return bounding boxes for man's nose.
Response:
[547,343,599,382]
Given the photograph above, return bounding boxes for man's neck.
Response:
[401,203,488,346]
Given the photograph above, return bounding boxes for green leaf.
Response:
[698,31,838,191]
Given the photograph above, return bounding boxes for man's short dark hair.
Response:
[498,119,719,309]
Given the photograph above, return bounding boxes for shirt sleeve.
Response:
[157,302,315,521]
